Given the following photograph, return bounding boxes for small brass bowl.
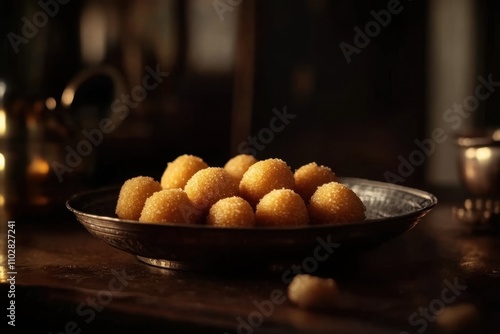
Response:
[457,129,500,197]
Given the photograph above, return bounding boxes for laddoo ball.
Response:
[255,189,309,226]
[294,162,338,202]
[287,274,339,310]
[115,176,162,220]
[309,182,366,224]
[160,154,208,189]
[207,196,255,227]
[224,154,258,184]
[184,167,239,213]
[139,189,200,224]
[239,158,295,206]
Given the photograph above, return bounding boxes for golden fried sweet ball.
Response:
[160,154,209,189]
[207,196,255,227]
[184,167,239,213]
[294,162,338,202]
[255,189,309,226]
[224,154,258,184]
[287,274,339,310]
[139,189,200,224]
[239,158,295,206]
[115,176,162,220]
[309,182,366,224]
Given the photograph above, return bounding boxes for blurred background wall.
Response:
[0,0,499,219]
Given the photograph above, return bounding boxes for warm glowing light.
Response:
[61,88,75,107]
[476,147,492,161]
[493,129,500,142]
[0,195,4,206]
[45,97,57,110]
[0,109,6,136]
[465,148,476,159]
[0,153,5,171]
[0,254,6,283]
[28,156,50,176]
[0,81,5,100]
[465,147,493,162]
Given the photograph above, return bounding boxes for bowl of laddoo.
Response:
[67,154,437,270]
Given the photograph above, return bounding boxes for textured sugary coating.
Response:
[294,162,338,202]
[115,176,162,220]
[224,154,258,184]
[184,167,239,213]
[239,158,295,206]
[161,154,209,189]
[309,182,366,224]
[255,189,309,226]
[207,196,255,227]
[288,274,339,310]
[139,189,200,224]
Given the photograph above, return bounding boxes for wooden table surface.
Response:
[1,200,499,334]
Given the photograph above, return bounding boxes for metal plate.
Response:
[66,178,437,270]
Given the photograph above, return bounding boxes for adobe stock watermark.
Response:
[49,268,135,334]
[384,73,500,184]
[51,65,169,182]
[237,106,297,156]
[7,0,71,54]
[225,235,340,334]
[339,0,407,64]
[399,277,467,334]
[213,0,243,22]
